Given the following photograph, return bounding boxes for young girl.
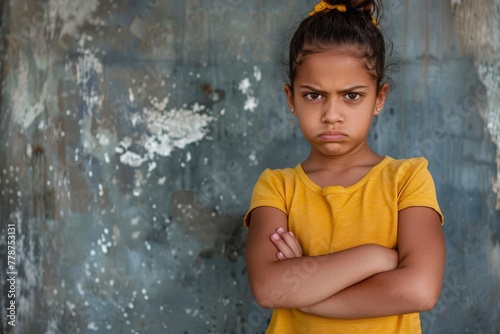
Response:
[244,0,446,333]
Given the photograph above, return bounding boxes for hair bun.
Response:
[325,0,381,21]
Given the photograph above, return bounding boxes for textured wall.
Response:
[0,0,498,333]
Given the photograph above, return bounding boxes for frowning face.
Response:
[285,50,388,159]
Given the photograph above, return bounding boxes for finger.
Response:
[288,232,303,254]
[277,252,286,260]
[276,228,302,256]
[276,228,303,256]
[270,233,296,258]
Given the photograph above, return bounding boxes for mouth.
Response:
[318,131,347,141]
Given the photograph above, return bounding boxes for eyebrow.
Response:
[299,84,369,93]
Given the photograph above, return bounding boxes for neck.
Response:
[303,146,382,173]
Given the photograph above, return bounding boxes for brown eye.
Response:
[305,93,322,101]
[345,93,361,101]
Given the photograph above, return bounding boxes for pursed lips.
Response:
[318,130,347,141]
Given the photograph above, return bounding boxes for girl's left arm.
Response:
[299,206,446,319]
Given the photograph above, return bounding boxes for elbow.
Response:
[254,296,275,309]
[252,289,285,309]
[410,282,442,312]
[248,281,280,309]
[250,281,292,309]
[415,292,440,312]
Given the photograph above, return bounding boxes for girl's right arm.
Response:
[245,206,398,309]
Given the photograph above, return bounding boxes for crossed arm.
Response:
[245,206,445,318]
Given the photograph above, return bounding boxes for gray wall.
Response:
[0,0,498,333]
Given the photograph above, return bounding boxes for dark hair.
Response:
[287,0,389,91]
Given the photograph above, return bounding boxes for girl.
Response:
[244,0,446,333]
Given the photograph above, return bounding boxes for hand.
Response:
[270,227,303,260]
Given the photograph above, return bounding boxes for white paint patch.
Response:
[11,54,48,128]
[148,161,157,173]
[27,143,32,158]
[87,321,99,331]
[97,133,110,146]
[72,42,104,116]
[77,283,85,296]
[119,151,147,168]
[143,103,213,156]
[48,0,101,39]
[238,78,252,94]
[117,97,213,168]
[253,66,262,81]
[244,96,259,112]
[150,96,169,111]
[238,73,260,113]
[129,88,135,103]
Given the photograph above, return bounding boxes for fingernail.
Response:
[277,227,285,233]
[289,231,294,237]
[277,252,284,259]
[272,233,280,240]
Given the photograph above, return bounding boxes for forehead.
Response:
[295,49,376,85]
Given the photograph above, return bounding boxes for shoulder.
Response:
[383,156,430,176]
[384,156,428,169]
[257,166,298,183]
[252,165,302,198]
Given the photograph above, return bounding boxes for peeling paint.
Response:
[11,54,46,128]
[117,97,213,168]
[48,0,102,39]
[238,70,260,113]
[71,36,104,116]
[453,0,500,208]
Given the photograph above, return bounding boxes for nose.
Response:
[321,100,344,124]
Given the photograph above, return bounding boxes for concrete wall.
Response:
[0,0,498,333]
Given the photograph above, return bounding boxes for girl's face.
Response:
[285,50,388,158]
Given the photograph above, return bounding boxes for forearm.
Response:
[300,208,446,319]
[249,244,396,309]
[301,265,441,318]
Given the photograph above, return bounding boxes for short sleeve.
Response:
[398,158,444,224]
[243,169,288,229]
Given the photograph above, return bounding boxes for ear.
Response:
[284,84,295,113]
[374,83,389,116]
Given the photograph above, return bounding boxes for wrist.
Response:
[376,246,398,272]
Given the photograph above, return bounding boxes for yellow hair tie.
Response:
[308,1,346,16]
[308,1,380,29]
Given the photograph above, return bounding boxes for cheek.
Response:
[296,116,315,133]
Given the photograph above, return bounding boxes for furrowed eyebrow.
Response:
[298,85,327,94]
[338,85,369,93]
[299,84,369,94]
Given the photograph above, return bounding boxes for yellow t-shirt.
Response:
[244,156,444,334]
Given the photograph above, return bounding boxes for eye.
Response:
[305,93,322,101]
[345,93,361,101]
